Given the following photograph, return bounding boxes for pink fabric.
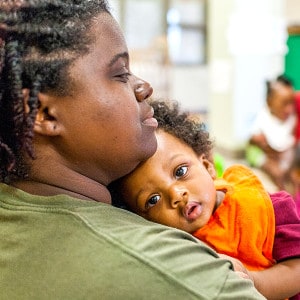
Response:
[270,191,300,300]
[295,92,300,142]
[295,192,300,217]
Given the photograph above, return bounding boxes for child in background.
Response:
[293,90,300,143]
[111,99,300,300]
[291,91,300,215]
[246,75,296,190]
[289,144,300,216]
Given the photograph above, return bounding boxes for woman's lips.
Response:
[184,202,202,221]
[142,117,158,128]
[142,108,158,128]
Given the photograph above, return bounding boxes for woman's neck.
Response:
[13,178,111,204]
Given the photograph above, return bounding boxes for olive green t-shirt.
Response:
[0,183,265,300]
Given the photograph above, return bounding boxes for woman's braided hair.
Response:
[0,0,110,182]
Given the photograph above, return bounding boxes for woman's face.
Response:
[120,130,217,233]
[43,13,158,184]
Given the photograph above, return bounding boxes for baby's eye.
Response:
[175,166,188,179]
[146,195,160,209]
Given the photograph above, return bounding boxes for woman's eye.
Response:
[146,195,160,209]
[117,72,131,83]
[175,166,188,179]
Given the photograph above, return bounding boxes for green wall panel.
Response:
[285,34,300,91]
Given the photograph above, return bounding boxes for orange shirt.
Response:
[193,164,275,270]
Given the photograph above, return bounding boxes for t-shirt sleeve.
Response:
[270,191,300,261]
[82,205,267,300]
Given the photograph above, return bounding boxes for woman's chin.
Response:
[137,140,157,168]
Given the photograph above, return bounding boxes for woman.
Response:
[0,1,265,299]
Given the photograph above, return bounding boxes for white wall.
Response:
[285,0,300,25]
[169,65,209,113]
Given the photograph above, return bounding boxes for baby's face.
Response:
[269,83,295,121]
[121,130,217,233]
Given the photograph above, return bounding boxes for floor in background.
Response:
[218,152,279,194]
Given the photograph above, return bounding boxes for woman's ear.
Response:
[199,154,217,180]
[31,91,61,137]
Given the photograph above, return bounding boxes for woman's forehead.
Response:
[68,13,128,75]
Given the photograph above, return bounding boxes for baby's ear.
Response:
[199,154,217,180]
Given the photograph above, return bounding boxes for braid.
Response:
[0,0,110,182]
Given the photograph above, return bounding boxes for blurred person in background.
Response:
[246,75,296,191]
[289,90,300,215]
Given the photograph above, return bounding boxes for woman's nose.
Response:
[169,187,188,208]
[134,78,153,102]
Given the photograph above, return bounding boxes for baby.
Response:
[110,99,300,300]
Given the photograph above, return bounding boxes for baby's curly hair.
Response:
[150,99,213,159]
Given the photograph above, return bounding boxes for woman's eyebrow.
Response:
[108,52,129,67]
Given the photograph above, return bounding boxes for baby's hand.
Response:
[218,253,254,282]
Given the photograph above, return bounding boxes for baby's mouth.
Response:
[184,201,203,221]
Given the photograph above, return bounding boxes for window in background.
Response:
[167,0,206,65]
[111,0,207,65]
[124,0,165,50]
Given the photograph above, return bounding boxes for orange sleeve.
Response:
[193,164,275,270]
